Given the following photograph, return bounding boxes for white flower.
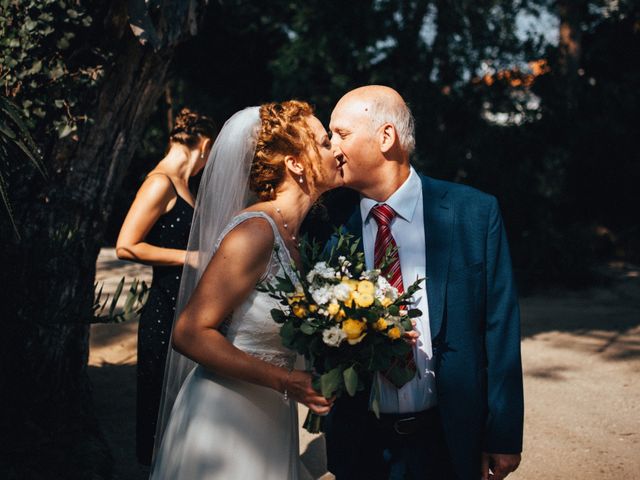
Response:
[322,325,347,347]
[337,256,352,275]
[332,283,352,302]
[309,285,332,306]
[360,269,380,281]
[375,276,399,301]
[307,261,337,283]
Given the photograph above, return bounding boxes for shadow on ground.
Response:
[89,364,149,480]
[520,263,640,362]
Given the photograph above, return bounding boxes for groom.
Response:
[322,86,524,480]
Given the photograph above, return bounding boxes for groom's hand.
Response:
[403,319,420,346]
[481,452,521,480]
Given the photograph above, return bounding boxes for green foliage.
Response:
[0,0,109,138]
[92,276,150,324]
[0,95,45,237]
[123,0,639,286]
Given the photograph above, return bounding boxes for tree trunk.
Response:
[0,1,207,478]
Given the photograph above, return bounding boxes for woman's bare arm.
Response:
[172,216,332,414]
[116,175,186,266]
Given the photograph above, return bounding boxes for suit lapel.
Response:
[421,175,453,340]
[343,207,364,254]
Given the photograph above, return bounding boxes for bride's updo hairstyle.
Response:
[169,107,217,149]
[250,100,320,201]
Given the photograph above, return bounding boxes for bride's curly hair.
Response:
[169,107,217,149]
[250,100,320,201]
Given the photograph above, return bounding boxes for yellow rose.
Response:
[337,308,347,320]
[342,277,358,290]
[309,304,318,313]
[373,318,388,331]
[387,326,401,340]
[354,292,374,308]
[380,297,393,308]
[327,303,340,316]
[344,293,354,308]
[342,319,367,345]
[292,305,307,318]
[287,292,305,305]
[357,280,375,295]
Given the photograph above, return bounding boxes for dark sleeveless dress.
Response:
[136,175,194,465]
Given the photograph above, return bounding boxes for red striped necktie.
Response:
[371,203,404,293]
[371,204,417,381]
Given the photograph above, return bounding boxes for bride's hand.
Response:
[284,370,333,415]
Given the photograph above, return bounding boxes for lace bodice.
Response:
[214,211,298,369]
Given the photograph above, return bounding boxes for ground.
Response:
[89,249,640,479]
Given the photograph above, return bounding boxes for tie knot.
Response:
[371,203,396,227]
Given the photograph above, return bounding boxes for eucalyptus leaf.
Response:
[280,321,296,345]
[300,323,316,335]
[270,308,286,323]
[343,365,358,396]
[320,367,342,398]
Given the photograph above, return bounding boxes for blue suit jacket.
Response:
[336,174,524,478]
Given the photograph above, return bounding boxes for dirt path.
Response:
[89,249,640,479]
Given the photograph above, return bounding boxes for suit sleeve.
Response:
[483,196,524,453]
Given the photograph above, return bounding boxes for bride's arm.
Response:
[172,217,332,414]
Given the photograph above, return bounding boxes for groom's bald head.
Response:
[330,85,414,199]
[332,85,415,156]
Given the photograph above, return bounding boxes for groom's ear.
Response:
[379,123,397,153]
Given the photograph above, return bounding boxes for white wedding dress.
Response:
[150,212,300,480]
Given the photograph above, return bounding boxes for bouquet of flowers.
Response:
[260,230,423,432]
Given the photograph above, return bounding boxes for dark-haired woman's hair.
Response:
[169,108,217,149]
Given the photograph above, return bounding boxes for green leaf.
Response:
[57,37,70,50]
[0,122,16,140]
[407,308,422,318]
[270,308,286,323]
[343,365,358,396]
[58,122,76,138]
[300,323,316,335]
[108,277,125,318]
[24,19,37,31]
[280,321,296,345]
[371,380,381,418]
[391,341,411,356]
[400,318,413,331]
[385,365,416,389]
[320,366,343,398]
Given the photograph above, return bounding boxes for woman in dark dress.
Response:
[116,108,216,464]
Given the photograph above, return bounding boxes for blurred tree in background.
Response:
[119,0,638,288]
[1,0,638,477]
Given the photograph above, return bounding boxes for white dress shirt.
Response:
[360,167,437,413]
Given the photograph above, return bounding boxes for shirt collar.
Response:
[360,166,421,223]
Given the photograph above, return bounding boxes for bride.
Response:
[149,101,343,479]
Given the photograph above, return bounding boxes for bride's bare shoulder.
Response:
[216,213,275,263]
